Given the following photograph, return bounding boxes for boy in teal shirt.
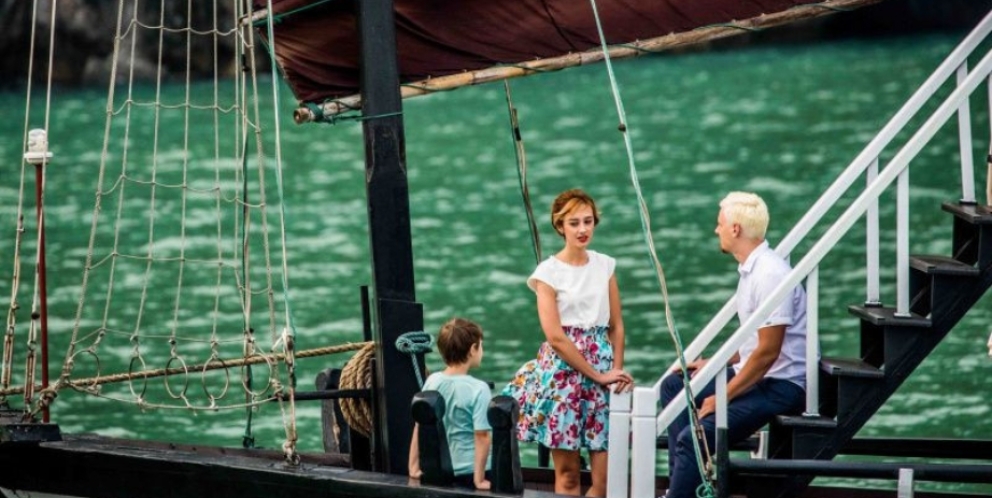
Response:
[409,317,492,490]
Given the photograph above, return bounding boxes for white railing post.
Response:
[898,468,915,498]
[987,73,992,205]
[866,157,882,306]
[631,387,658,498]
[714,366,728,497]
[716,365,728,429]
[804,266,820,417]
[608,390,632,498]
[896,168,911,317]
[958,61,976,204]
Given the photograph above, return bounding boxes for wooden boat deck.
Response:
[0,433,988,498]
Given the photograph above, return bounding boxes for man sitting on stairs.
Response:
[659,191,810,498]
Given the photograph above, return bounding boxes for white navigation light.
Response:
[24,128,53,165]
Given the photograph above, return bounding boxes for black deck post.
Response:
[356,0,425,475]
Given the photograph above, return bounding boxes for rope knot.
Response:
[396,331,434,388]
[395,331,434,355]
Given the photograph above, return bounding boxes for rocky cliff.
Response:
[0,0,243,88]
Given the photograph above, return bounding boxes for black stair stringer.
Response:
[742,260,992,498]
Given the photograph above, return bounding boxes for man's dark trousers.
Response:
[660,368,804,498]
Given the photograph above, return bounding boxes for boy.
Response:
[409,317,492,490]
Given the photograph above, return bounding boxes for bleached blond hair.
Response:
[719,191,769,241]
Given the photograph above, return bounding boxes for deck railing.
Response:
[607,9,992,498]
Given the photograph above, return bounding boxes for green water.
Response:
[1,33,991,494]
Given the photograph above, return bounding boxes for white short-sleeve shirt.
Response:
[527,250,616,329]
[734,240,810,389]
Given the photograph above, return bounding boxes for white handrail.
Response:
[655,43,992,434]
[652,8,992,392]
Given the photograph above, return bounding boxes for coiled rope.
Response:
[338,331,434,437]
[339,342,376,438]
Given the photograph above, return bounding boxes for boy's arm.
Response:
[408,423,422,479]
[473,430,491,490]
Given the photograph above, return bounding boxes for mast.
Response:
[356,0,425,475]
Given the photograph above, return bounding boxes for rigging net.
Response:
[2,0,304,463]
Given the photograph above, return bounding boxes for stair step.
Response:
[941,201,992,225]
[909,254,980,276]
[820,357,883,378]
[775,414,837,429]
[848,305,930,327]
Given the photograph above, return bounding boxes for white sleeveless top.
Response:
[527,250,615,329]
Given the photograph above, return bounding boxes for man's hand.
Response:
[696,395,716,420]
[671,358,708,375]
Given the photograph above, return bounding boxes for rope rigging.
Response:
[502,81,543,266]
[586,0,716,494]
[0,0,333,466]
[2,0,58,421]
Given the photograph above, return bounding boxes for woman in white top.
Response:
[502,189,632,497]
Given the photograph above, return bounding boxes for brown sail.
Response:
[253,0,879,109]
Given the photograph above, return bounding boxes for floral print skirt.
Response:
[500,325,614,451]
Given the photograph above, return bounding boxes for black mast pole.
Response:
[356,0,425,475]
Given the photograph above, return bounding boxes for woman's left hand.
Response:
[597,368,633,391]
[612,376,633,393]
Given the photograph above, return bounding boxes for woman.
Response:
[503,188,632,497]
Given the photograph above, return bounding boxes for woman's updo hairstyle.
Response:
[550,189,600,237]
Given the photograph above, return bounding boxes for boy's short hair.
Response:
[437,317,483,365]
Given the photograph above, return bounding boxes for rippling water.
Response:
[1,32,991,493]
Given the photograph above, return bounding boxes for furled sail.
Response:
[253,0,880,117]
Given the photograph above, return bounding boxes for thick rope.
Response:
[339,342,376,438]
[2,342,369,398]
[20,0,60,414]
[337,333,435,436]
[587,0,714,495]
[262,0,301,463]
[503,81,543,265]
[2,0,46,407]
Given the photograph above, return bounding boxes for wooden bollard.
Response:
[488,395,524,494]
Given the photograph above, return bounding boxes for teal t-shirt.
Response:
[422,372,493,476]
